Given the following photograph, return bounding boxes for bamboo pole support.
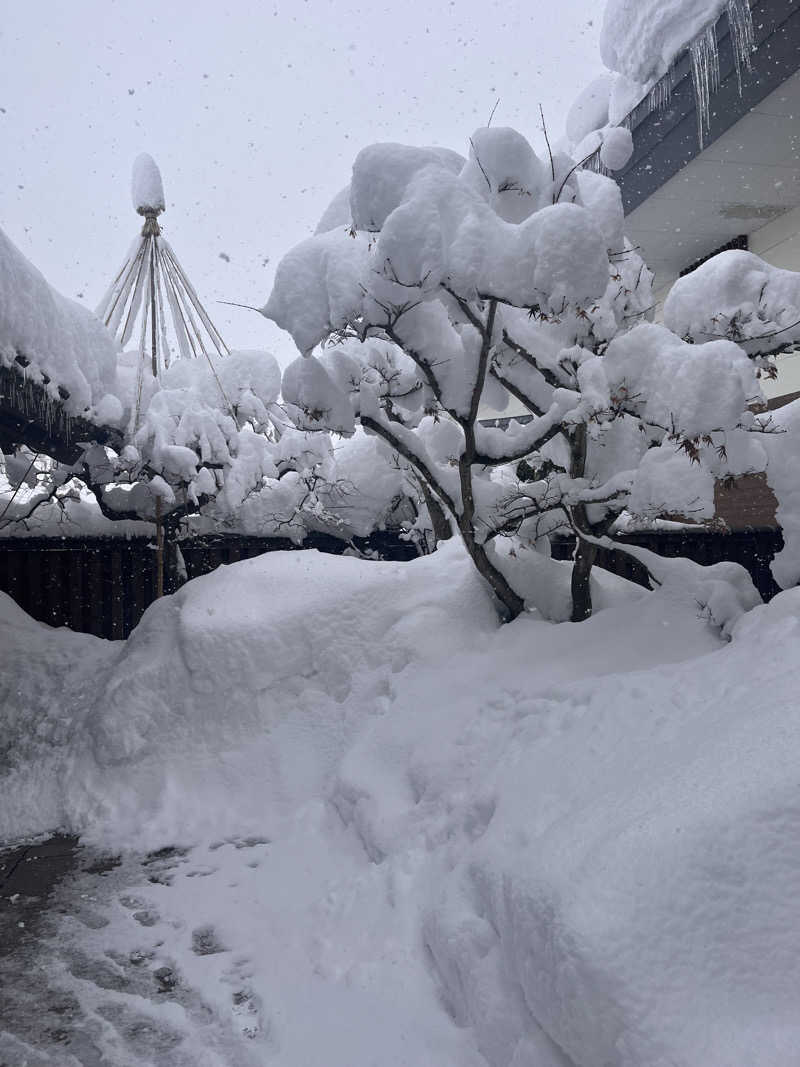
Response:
[155,496,164,599]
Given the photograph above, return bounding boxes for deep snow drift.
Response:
[3,545,800,1066]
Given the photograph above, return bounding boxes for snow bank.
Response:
[0,591,119,841]
[441,587,800,1066]
[17,545,491,847]
[0,225,120,417]
[4,539,798,1065]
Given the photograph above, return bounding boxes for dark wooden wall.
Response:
[551,528,784,602]
[0,532,419,640]
[0,528,785,641]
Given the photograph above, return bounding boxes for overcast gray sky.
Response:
[0,0,603,366]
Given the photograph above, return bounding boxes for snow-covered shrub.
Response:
[263,126,770,622]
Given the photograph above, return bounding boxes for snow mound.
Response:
[0,225,120,416]
[64,545,497,846]
[444,586,800,1066]
[131,152,166,216]
[4,541,799,1064]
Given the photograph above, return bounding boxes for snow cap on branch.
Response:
[282,354,355,434]
[261,228,370,354]
[461,126,548,222]
[664,250,800,355]
[604,322,761,438]
[349,143,465,232]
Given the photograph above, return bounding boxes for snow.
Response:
[601,0,729,87]
[131,152,166,216]
[461,126,549,223]
[261,227,371,355]
[314,184,352,234]
[597,0,754,145]
[598,124,633,171]
[604,321,761,438]
[281,354,356,434]
[565,74,615,147]
[268,171,610,365]
[0,224,120,417]
[664,249,800,355]
[4,543,798,1065]
[349,142,465,231]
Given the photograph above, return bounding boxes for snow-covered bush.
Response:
[263,127,768,622]
[0,221,425,555]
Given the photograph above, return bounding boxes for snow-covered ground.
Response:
[3,545,800,1065]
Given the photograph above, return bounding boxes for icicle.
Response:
[726,0,755,93]
[689,24,721,149]
[646,67,674,116]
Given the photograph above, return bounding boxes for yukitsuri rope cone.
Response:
[97,154,237,594]
[97,153,235,430]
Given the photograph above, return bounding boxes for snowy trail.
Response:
[0,843,268,1066]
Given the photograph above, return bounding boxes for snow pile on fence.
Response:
[4,542,800,1063]
[0,225,121,420]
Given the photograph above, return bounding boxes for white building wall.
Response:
[751,205,800,399]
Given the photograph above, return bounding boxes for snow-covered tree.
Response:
[264,127,768,621]
[0,219,426,560]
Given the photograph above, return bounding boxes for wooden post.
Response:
[155,496,164,599]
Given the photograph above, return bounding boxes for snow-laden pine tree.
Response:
[264,127,767,621]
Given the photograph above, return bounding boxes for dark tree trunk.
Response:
[570,536,597,622]
[419,478,453,547]
[458,521,525,622]
[568,424,597,622]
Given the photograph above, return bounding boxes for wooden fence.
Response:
[0,527,784,641]
[0,531,419,640]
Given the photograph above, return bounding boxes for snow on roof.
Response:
[567,0,755,158]
[0,225,121,420]
[601,0,730,86]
